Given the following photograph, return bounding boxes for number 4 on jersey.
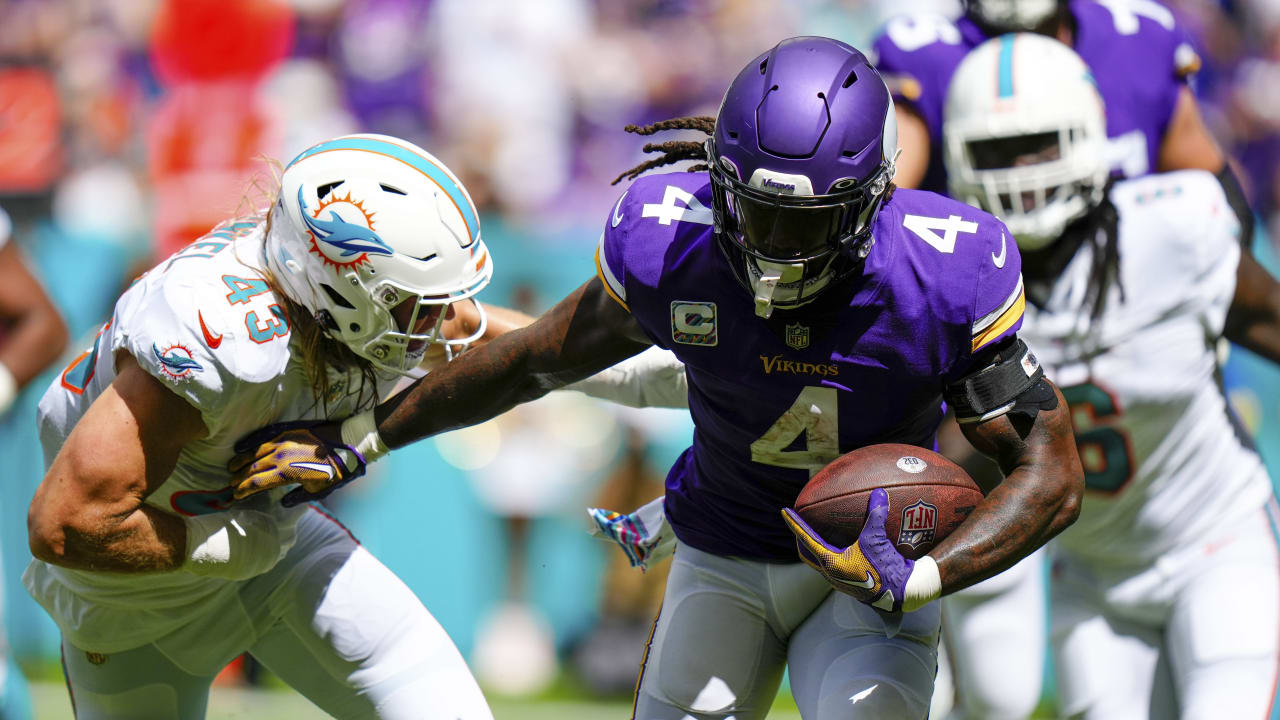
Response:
[642,185,714,226]
[903,214,978,254]
[750,386,840,476]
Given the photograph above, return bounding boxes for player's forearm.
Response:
[0,301,68,388]
[375,280,647,449]
[376,325,558,447]
[1224,251,1280,363]
[931,395,1082,593]
[30,502,187,573]
[929,464,1078,593]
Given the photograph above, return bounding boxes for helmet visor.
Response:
[711,163,878,263]
[729,195,845,259]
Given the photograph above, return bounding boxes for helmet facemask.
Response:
[709,147,890,317]
[955,126,1105,250]
[944,34,1109,253]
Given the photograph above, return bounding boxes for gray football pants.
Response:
[632,540,939,720]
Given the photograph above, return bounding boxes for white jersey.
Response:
[1018,170,1271,565]
[25,219,396,653]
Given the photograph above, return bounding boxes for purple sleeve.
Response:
[596,176,686,349]
[966,219,1024,360]
[1072,0,1200,151]
[871,13,974,143]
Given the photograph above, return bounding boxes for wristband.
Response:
[902,555,941,613]
[341,409,388,463]
[0,362,15,416]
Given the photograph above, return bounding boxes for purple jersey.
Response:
[872,0,1200,194]
[597,172,1026,560]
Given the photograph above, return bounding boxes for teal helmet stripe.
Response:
[289,137,480,244]
[997,34,1016,98]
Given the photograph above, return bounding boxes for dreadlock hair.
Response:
[1080,178,1125,322]
[612,116,716,186]
[1022,177,1125,325]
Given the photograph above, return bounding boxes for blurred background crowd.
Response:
[1,0,1279,714]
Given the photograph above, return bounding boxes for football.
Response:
[792,444,984,559]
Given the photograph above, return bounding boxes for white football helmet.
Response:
[965,0,1062,32]
[265,133,493,375]
[944,33,1108,249]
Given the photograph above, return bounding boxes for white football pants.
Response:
[632,540,939,720]
[57,508,492,720]
[1051,502,1280,720]
[938,547,1047,719]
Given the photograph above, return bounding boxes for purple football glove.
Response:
[228,420,366,507]
[781,487,915,613]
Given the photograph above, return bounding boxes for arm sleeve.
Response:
[562,346,688,409]
[968,218,1026,357]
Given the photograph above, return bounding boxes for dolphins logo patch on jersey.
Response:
[152,343,203,379]
[299,187,392,270]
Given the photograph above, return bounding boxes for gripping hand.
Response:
[781,488,915,613]
[229,420,365,507]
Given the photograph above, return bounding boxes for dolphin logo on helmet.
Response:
[298,187,393,260]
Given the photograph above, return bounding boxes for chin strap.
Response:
[753,270,781,318]
[752,261,807,319]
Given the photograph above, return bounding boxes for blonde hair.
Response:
[235,161,381,415]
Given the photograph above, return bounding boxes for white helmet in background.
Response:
[965,0,1062,32]
[265,133,493,375]
[944,33,1108,249]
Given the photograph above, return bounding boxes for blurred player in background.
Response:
[871,2,1258,715]
[24,134,504,720]
[944,34,1280,719]
[231,37,1085,719]
[0,203,68,720]
[873,0,1251,236]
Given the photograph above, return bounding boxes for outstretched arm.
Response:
[375,276,652,448]
[230,277,654,500]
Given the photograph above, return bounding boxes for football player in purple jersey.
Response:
[874,2,1253,715]
[231,37,1084,718]
[873,0,1254,243]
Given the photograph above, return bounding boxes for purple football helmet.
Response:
[709,36,898,318]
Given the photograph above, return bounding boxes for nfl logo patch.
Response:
[784,323,810,350]
[897,499,938,549]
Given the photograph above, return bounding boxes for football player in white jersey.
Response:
[21,133,690,720]
[24,134,500,719]
[939,34,1280,719]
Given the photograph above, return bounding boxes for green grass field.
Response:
[27,682,803,720]
[24,663,1055,719]
[29,681,1060,719]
